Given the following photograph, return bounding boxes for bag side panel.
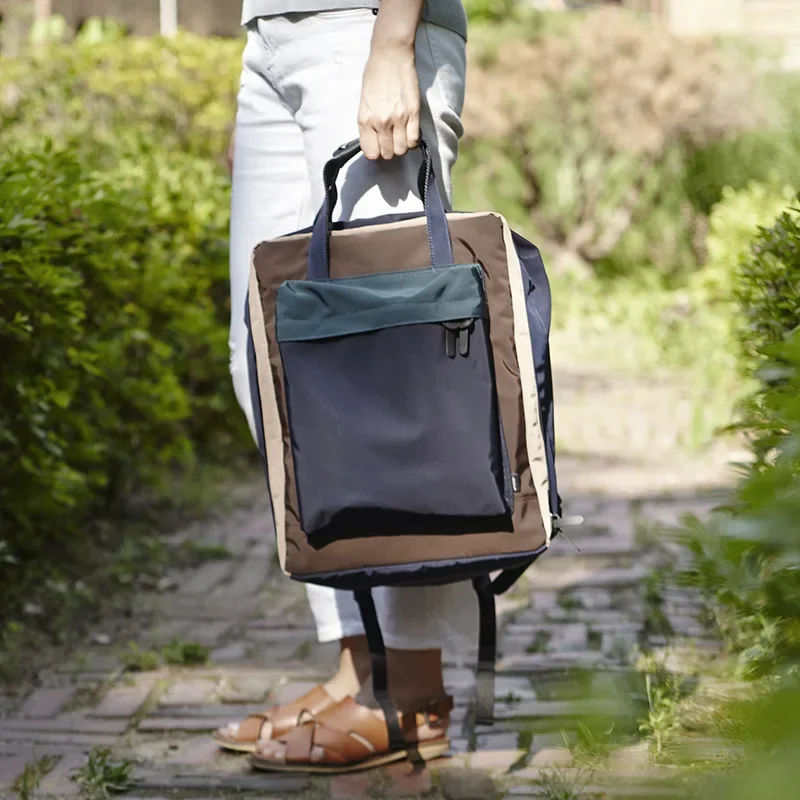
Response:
[500,219,553,542]
[511,232,560,518]
[247,260,289,573]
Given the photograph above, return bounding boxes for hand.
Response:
[227,129,235,175]
[358,44,421,160]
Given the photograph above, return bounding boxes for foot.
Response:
[249,695,452,773]
[213,684,338,753]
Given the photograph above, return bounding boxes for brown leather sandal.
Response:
[213,684,338,753]
[249,695,452,773]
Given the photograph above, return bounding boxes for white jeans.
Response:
[229,10,477,651]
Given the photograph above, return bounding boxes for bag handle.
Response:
[307,137,454,281]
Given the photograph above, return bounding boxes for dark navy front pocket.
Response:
[276,265,513,537]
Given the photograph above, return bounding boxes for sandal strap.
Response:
[223,684,334,744]
[274,695,453,767]
[270,684,334,735]
[234,713,270,743]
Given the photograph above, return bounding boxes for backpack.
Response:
[245,139,563,750]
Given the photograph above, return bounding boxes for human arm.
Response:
[358,0,425,160]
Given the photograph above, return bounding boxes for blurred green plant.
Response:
[0,32,241,162]
[73,747,132,799]
[120,642,161,672]
[12,754,58,800]
[691,181,796,304]
[668,201,800,795]
[459,7,758,280]
[161,638,210,666]
[0,142,247,635]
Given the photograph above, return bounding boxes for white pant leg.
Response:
[230,26,354,644]
[264,11,477,653]
[229,28,307,440]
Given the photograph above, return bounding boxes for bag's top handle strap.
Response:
[307,137,454,281]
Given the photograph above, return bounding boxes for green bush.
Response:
[459,7,758,279]
[686,72,800,215]
[735,198,800,361]
[672,207,800,798]
[0,32,241,161]
[678,197,800,673]
[0,142,242,591]
[694,181,796,302]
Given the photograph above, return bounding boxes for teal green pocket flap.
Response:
[275,264,486,343]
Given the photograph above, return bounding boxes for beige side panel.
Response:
[247,261,288,573]
[498,216,553,543]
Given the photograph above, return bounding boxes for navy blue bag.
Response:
[246,139,564,750]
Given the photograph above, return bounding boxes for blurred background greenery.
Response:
[2,0,800,796]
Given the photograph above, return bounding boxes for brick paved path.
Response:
[0,356,738,800]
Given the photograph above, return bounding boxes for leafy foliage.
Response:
[73,747,132,799]
[0,142,246,620]
[692,182,796,303]
[459,7,757,278]
[0,32,241,162]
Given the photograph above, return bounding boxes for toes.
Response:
[216,722,238,740]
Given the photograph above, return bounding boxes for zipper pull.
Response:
[443,320,474,359]
[445,326,457,358]
[458,323,472,357]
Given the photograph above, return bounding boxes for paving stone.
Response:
[470,749,526,773]
[151,702,266,719]
[0,730,119,746]
[148,619,195,646]
[495,676,537,702]
[19,687,77,719]
[161,736,226,765]
[330,771,374,800]
[529,591,559,613]
[91,675,160,718]
[0,753,31,792]
[187,621,235,648]
[498,651,608,673]
[476,732,521,751]
[37,751,86,798]
[225,559,270,597]
[441,767,499,800]
[0,715,128,735]
[530,746,574,767]
[217,674,271,704]
[548,537,638,557]
[131,770,310,793]
[154,598,260,621]
[494,699,613,722]
[210,642,250,663]
[573,564,651,589]
[137,716,234,732]
[160,679,218,707]
[549,623,590,651]
[180,561,233,595]
[381,761,433,797]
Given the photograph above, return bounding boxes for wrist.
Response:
[370,30,416,52]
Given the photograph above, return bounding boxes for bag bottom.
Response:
[290,547,548,591]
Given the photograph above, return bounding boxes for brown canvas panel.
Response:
[252,212,547,577]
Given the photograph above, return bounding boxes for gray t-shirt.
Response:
[241,1,467,40]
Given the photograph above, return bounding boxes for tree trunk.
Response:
[160,0,179,37]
